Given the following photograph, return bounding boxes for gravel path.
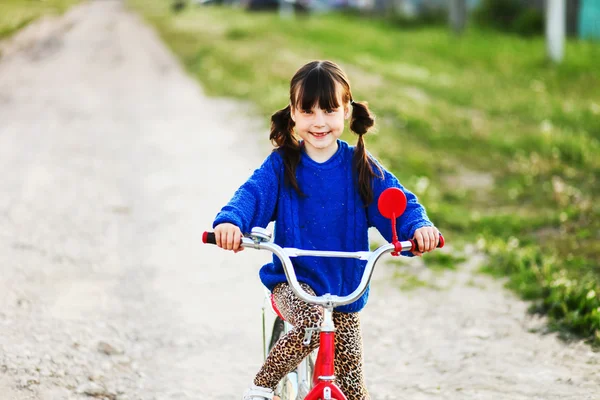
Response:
[0,1,598,399]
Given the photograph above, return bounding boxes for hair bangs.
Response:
[294,68,340,112]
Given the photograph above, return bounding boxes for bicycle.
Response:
[203,187,444,399]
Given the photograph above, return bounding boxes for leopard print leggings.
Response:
[254,283,370,400]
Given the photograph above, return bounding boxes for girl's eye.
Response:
[301,109,312,114]
[325,109,334,114]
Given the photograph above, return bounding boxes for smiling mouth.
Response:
[310,131,330,137]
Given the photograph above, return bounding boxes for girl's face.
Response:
[290,89,349,161]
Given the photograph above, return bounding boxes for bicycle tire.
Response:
[269,316,285,351]
[269,317,296,400]
[268,316,316,400]
[297,349,316,399]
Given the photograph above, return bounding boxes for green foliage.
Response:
[423,251,465,271]
[386,5,447,29]
[512,8,544,37]
[0,16,33,39]
[473,0,523,31]
[225,26,251,40]
[392,270,433,291]
[473,0,544,37]
[482,237,600,346]
[0,0,80,40]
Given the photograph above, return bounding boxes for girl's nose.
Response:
[313,111,326,127]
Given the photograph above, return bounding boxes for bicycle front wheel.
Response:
[269,316,298,400]
[297,349,316,399]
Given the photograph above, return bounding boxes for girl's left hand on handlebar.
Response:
[412,226,440,257]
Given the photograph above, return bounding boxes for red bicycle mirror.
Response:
[378,187,407,219]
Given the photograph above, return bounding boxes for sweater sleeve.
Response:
[212,152,281,233]
[366,156,433,243]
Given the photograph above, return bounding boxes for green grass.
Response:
[388,267,435,291]
[126,2,600,346]
[0,0,80,40]
[481,238,600,346]
[396,272,431,291]
[423,252,466,271]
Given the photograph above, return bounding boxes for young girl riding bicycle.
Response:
[212,60,440,400]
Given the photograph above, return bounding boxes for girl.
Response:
[212,60,439,400]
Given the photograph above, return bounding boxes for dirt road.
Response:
[0,1,598,399]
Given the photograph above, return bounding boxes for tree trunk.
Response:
[449,0,467,34]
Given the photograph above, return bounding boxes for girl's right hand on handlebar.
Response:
[214,223,244,253]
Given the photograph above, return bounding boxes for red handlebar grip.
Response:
[203,232,216,244]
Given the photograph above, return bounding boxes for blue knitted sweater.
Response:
[213,140,432,312]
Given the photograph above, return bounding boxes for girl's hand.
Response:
[214,223,244,253]
[412,226,440,257]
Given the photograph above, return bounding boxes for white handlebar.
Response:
[240,236,414,308]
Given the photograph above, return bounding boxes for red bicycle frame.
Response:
[305,312,347,400]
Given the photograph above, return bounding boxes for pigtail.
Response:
[270,105,303,195]
[350,100,383,205]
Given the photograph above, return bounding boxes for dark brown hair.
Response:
[269,60,383,205]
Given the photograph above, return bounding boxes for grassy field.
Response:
[0,0,80,40]
[126,1,600,346]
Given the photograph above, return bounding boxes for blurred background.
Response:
[1,0,598,348]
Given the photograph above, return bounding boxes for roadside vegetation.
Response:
[127,1,600,346]
[0,0,80,40]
